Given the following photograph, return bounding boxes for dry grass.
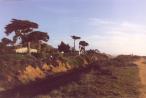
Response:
[18,65,46,83]
[51,62,68,73]
[18,62,72,84]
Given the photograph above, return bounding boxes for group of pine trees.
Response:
[58,36,89,54]
[0,19,89,54]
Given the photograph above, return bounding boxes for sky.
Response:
[0,0,146,55]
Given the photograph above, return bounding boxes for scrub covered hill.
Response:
[0,54,141,98]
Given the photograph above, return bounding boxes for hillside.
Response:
[0,54,141,98]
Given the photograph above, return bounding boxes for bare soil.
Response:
[134,58,146,98]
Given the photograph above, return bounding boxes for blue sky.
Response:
[0,0,146,55]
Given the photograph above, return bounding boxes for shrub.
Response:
[18,65,46,83]
[51,62,69,73]
[42,63,52,72]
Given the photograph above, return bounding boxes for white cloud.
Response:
[88,18,116,26]
[85,18,146,56]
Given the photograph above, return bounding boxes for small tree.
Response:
[71,35,81,51]
[58,41,70,53]
[79,41,89,54]
[24,31,49,53]
[0,38,13,53]
[1,37,13,46]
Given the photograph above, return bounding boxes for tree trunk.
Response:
[83,46,85,54]
[74,39,75,51]
[27,42,31,55]
[38,40,41,53]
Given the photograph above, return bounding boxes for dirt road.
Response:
[134,58,146,98]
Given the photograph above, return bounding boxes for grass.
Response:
[31,56,140,98]
[31,64,140,98]
[0,55,141,98]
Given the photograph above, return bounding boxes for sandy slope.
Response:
[134,58,146,98]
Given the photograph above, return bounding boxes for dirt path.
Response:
[134,58,146,98]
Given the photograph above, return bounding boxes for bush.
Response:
[18,65,46,83]
[51,62,69,73]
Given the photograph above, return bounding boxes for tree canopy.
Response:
[58,41,70,53]
[23,31,49,43]
[79,41,89,46]
[71,35,81,40]
[5,19,38,44]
